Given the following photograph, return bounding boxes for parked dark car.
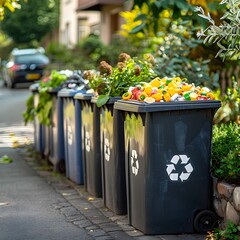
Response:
[2,48,49,88]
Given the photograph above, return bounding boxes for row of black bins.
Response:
[30,83,221,235]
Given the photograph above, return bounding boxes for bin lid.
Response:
[91,96,121,105]
[74,92,93,100]
[58,88,86,97]
[114,100,221,113]
[29,82,40,92]
[47,86,62,94]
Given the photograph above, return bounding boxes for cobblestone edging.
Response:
[213,180,240,227]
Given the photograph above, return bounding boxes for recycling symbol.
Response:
[67,125,73,145]
[131,150,139,176]
[104,138,110,162]
[85,131,91,152]
[166,155,193,182]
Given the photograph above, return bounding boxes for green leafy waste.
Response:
[23,94,34,125]
[36,70,68,126]
[0,155,13,164]
[23,70,68,126]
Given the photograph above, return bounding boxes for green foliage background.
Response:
[0,0,59,45]
[212,122,240,184]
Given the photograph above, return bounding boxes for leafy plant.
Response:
[211,122,240,184]
[45,42,73,68]
[23,94,34,125]
[46,36,108,71]
[130,0,223,36]
[214,79,240,124]
[196,0,240,60]
[153,20,217,88]
[0,154,13,164]
[0,0,20,20]
[106,37,148,66]
[206,221,240,240]
[85,53,156,107]
[1,0,59,45]
[35,70,68,125]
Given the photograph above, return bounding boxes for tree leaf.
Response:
[132,0,145,8]
[154,1,162,9]
[0,155,13,164]
[96,95,110,108]
[134,13,147,22]
[175,0,189,10]
[129,23,146,34]
[153,21,159,35]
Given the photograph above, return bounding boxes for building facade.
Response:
[59,0,125,47]
[59,0,100,47]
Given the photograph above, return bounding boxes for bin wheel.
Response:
[194,210,218,233]
[55,161,65,173]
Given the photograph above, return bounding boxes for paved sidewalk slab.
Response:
[0,147,92,240]
[0,120,207,240]
[18,144,207,240]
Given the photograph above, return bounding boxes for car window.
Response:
[15,53,49,64]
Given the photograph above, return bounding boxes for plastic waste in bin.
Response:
[30,83,44,154]
[58,88,86,184]
[74,93,102,198]
[92,96,127,214]
[115,100,221,234]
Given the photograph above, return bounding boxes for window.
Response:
[77,18,88,41]
[65,22,70,47]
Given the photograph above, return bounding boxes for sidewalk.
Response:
[0,124,207,240]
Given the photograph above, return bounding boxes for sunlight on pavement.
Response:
[0,123,34,148]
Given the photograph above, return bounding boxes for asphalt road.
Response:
[0,80,32,125]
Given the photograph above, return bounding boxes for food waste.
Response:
[122,77,216,103]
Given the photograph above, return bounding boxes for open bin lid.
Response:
[74,92,93,100]
[114,100,221,113]
[58,88,87,98]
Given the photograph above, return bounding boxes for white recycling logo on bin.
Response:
[67,125,73,145]
[166,155,193,182]
[85,131,91,152]
[104,138,110,162]
[131,149,139,176]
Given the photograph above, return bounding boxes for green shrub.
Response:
[73,35,108,70]
[106,36,148,66]
[206,221,240,240]
[76,34,106,56]
[152,20,218,89]
[45,42,73,70]
[211,122,240,184]
[214,79,240,124]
